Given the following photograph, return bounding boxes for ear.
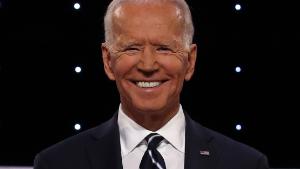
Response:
[101,43,116,81]
[184,44,197,81]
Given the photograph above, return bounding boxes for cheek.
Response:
[112,55,139,77]
[158,55,188,75]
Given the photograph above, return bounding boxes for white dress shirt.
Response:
[118,104,186,169]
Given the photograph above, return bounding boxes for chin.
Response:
[136,102,164,112]
[133,100,171,115]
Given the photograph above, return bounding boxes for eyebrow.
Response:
[117,39,179,49]
[119,41,143,48]
[151,40,178,47]
[154,44,172,48]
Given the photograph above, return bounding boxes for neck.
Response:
[121,104,180,131]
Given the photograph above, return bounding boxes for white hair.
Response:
[104,0,194,47]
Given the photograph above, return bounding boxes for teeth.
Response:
[136,81,161,88]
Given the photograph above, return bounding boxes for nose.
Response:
[137,47,159,75]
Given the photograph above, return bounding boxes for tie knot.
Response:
[145,133,164,149]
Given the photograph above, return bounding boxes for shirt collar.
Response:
[117,104,186,157]
[156,106,185,153]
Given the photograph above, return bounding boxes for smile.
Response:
[135,81,162,88]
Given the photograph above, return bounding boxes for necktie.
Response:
[139,133,166,169]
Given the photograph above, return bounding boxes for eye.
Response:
[156,47,174,54]
[157,47,172,51]
[121,47,141,55]
[124,47,140,52]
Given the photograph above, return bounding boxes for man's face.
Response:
[102,2,197,118]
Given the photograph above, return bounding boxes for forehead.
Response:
[114,1,183,18]
[111,2,184,43]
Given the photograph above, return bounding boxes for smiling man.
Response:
[34,0,269,169]
[101,0,196,132]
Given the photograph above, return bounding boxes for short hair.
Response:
[104,0,194,47]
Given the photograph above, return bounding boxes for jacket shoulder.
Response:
[41,119,110,154]
[202,124,268,168]
[188,118,268,169]
[34,118,114,169]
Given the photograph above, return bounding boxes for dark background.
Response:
[0,0,299,168]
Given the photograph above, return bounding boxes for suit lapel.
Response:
[184,114,218,169]
[84,111,219,169]
[86,113,123,169]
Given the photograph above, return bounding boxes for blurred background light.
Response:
[235,66,242,73]
[236,124,242,131]
[74,3,80,10]
[75,66,82,73]
[235,4,242,11]
[74,123,81,130]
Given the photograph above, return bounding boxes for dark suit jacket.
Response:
[34,113,269,169]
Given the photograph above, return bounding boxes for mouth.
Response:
[130,80,168,88]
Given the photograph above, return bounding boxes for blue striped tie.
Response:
[139,133,166,169]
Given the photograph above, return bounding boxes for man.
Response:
[34,0,269,169]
